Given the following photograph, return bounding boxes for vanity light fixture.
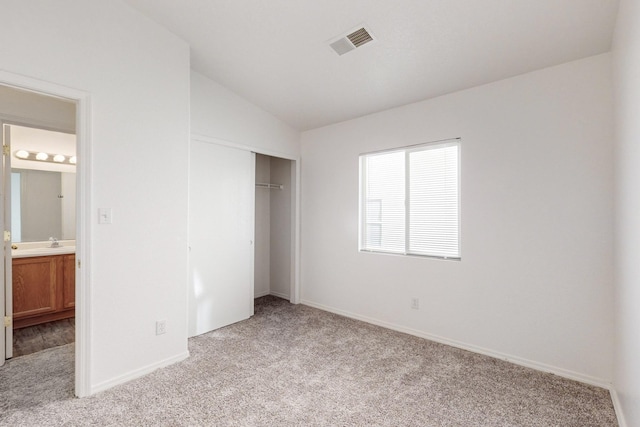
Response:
[13,150,76,166]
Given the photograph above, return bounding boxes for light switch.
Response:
[98,208,113,224]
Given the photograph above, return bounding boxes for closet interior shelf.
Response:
[256,182,283,190]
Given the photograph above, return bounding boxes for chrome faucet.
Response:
[49,237,61,248]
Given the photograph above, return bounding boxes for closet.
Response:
[254,154,293,300]
[187,142,296,337]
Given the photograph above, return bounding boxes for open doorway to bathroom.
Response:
[0,85,77,366]
[7,124,77,357]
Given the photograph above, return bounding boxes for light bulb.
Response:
[53,154,66,163]
[35,152,48,161]
[70,156,77,164]
[15,150,29,159]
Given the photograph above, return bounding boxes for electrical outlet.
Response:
[156,320,167,335]
[411,298,420,310]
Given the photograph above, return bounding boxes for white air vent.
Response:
[329,27,375,56]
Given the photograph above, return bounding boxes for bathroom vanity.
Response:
[12,243,76,329]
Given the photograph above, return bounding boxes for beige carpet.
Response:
[0,296,618,426]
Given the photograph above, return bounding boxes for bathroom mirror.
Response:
[6,124,76,243]
[11,168,76,243]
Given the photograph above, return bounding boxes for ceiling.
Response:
[124,0,619,131]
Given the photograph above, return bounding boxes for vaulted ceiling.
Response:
[124,0,619,131]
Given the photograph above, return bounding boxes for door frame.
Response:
[1,124,9,365]
[0,71,92,397]
[190,133,301,304]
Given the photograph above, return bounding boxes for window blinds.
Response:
[360,140,460,259]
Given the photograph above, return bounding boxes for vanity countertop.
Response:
[11,241,76,258]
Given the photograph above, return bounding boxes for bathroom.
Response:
[1,85,77,359]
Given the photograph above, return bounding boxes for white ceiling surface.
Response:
[125,0,619,131]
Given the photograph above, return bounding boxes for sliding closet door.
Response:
[188,140,255,337]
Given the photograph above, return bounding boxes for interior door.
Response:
[188,140,255,337]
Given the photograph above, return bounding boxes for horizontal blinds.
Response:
[361,140,460,259]
[409,144,459,258]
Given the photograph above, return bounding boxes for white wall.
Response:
[269,157,292,299]
[1,1,190,392]
[301,54,614,385]
[191,71,300,159]
[255,154,271,297]
[612,0,640,424]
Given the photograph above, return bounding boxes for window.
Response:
[359,139,460,259]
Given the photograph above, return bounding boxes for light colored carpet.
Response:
[0,296,618,426]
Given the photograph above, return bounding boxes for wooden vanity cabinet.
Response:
[12,254,75,329]
[62,254,76,310]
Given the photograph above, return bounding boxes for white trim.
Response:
[91,351,189,395]
[249,152,256,316]
[610,387,628,427]
[300,299,612,389]
[74,89,92,398]
[190,133,301,308]
[290,158,301,304]
[269,290,290,300]
[191,133,297,161]
[254,290,270,298]
[0,70,92,397]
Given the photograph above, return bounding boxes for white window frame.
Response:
[359,138,461,260]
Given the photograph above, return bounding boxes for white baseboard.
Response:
[269,290,290,300]
[300,299,611,389]
[90,351,190,395]
[254,290,270,298]
[609,387,628,427]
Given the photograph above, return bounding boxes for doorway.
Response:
[0,77,89,397]
[187,136,300,338]
[5,124,77,357]
[254,154,294,301]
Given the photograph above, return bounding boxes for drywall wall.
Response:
[255,154,271,297]
[269,156,292,299]
[612,0,640,424]
[191,71,300,159]
[301,54,614,385]
[1,1,190,392]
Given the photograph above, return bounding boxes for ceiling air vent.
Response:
[329,27,374,56]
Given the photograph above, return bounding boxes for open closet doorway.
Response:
[188,136,300,338]
[254,154,295,301]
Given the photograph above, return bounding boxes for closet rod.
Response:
[256,182,283,190]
